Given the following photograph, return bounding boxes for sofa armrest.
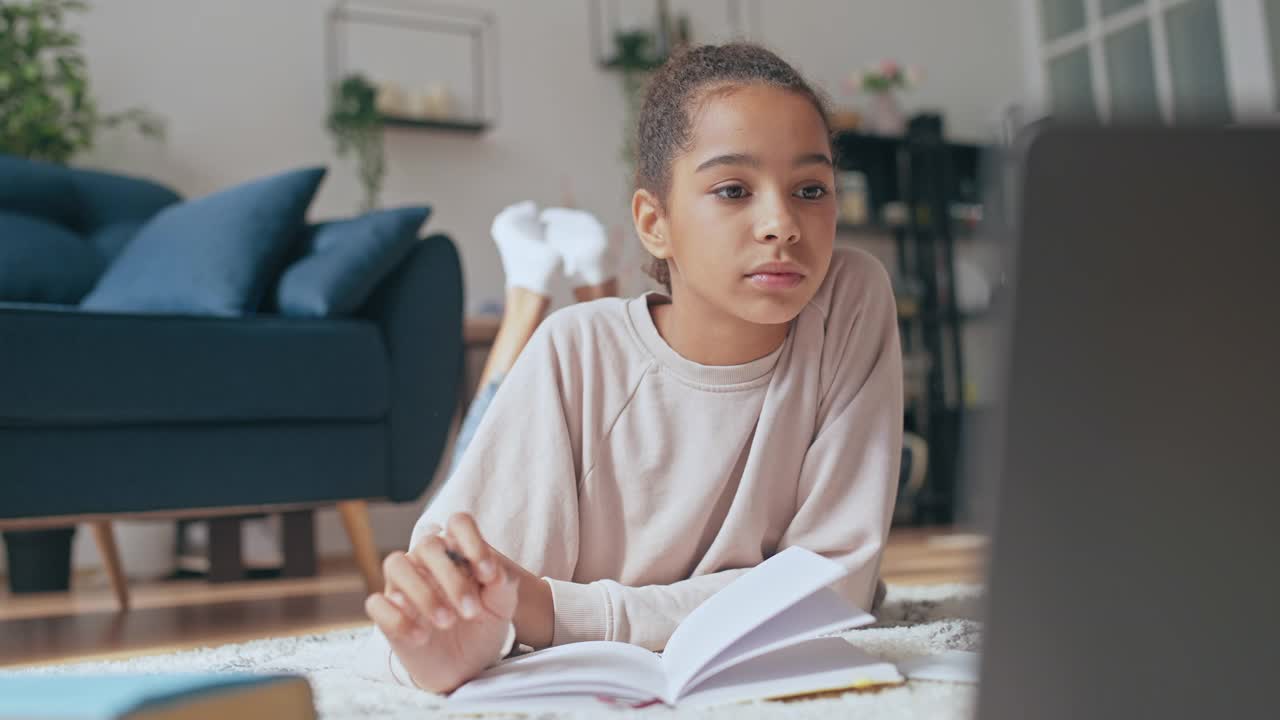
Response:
[0,302,387,425]
[358,233,464,502]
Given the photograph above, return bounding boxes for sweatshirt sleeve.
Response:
[777,252,904,611]
[410,319,583,581]
[544,568,750,651]
[368,319,586,685]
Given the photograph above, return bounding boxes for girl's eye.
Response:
[714,184,750,200]
[796,185,828,200]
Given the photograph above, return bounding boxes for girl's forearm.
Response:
[506,560,555,649]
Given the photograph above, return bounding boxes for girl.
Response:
[365,42,903,693]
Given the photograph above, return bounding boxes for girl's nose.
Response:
[762,230,800,245]
[756,199,801,245]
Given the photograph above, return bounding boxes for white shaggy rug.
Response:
[5,584,983,719]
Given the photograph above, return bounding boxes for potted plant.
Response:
[0,0,164,163]
[326,73,386,212]
[845,60,922,136]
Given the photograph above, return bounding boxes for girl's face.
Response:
[636,84,837,326]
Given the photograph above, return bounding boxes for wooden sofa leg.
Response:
[208,516,246,583]
[89,521,130,612]
[281,510,317,579]
[337,501,382,593]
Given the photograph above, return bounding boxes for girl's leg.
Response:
[480,208,619,383]
[453,206,620,472]
[450,203,559,473]
[449,287,549,474]
[476,286,550,391]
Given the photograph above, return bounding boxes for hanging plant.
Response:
[326,73,385,212]
[0,0,164,164]
[608,6,691,178]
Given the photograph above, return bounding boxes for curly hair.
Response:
[634,42,834,290]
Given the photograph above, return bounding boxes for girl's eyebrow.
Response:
[695,152,833,173]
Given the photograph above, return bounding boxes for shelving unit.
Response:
[833,121,997,525]
[587,0,760,71]
[326,1,498,132]
[836,201,983,238]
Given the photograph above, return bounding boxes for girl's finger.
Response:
[445,513,499,583]
[419,532,508,618]
[385,591,418,621]
[365,592,430,646]
[416,534,483,621]
[384,550,455,630]
[476,560,515,619]
[403,551,462,631]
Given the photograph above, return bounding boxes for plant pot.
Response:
[3,527,76,593]
[869,92,906,136]
[114,521,177,581]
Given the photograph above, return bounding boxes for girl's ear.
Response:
[632,188,671,262]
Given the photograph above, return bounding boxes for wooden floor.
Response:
[0,528,984,669]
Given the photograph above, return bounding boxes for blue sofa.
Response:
[0,157,464,605]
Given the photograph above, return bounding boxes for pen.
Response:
[445,547,473,575]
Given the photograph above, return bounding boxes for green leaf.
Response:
[0,0,161,162]
[326,73,386,210]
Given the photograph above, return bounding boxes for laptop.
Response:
[975,125,1280,720]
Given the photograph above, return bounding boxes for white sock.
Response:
[539,207,618,287]
[491,201,560,296]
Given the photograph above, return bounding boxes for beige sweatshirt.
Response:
[369,246,903,682]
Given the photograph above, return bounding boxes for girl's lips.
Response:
[747,272,805,290]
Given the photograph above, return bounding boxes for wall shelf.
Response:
[837,203,983,239]
[599,56,667,72]
[326,1,498,133]
[836,222,893,236]
[379,114,490,134]
[588,0,761,72]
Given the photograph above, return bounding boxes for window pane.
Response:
[1105,21,1161,120]
[1101,0,1145,18]
[1266,0,1280,109]
[1041,0,1087,41]
[1164,0,1232,123]
[1047,48,1098,120]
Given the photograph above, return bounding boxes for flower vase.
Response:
[869,91,905,136]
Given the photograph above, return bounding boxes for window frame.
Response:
[1021,0,1278,122]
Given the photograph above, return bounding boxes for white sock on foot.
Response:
[540,207,618,287]
[491,201,560,295]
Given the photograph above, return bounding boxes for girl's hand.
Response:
[364,513,519,694]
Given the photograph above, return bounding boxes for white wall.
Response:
[73,0,1024,313]
[1,1,1025,576]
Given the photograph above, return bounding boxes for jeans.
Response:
[448,375,503,477]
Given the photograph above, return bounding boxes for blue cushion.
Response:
[81,167,326,316]
[0,155,80,230]
[275,206,430,317]
[67,167,181,244]
[0,212,104,303]
[87,220,147,260]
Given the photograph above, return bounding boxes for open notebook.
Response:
[448,547,903,711]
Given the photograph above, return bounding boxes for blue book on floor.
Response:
[0,674,314,720]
